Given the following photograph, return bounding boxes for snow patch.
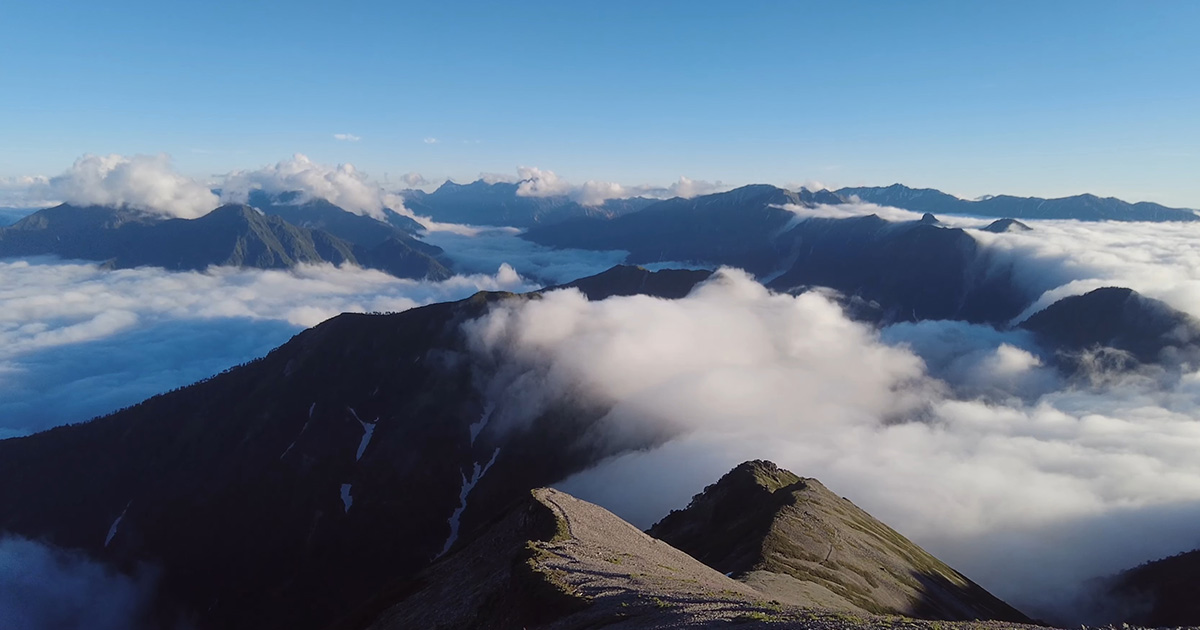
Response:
[105,502,131,548]
[468,403,495,446]
[356,418,377,461]
[280,417,312,460]
[308,402,316,419]
[347,406,362,423]
[437,448,501,558]
[340,484,353,513]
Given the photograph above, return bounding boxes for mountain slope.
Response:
[838,184,1199,222]
[524,187,1032,324]
[248,191,424,242]
[357,488,779,630]
[0,273,709,630]
[0,203,451,279]
[550,265,714,301]
[1096,548,1200,626]
[1020,287,1200,367]
[767,214,1029,324]
[648,461,1030,622]
[523,185,834,276]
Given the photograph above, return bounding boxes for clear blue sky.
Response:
[2,0,1198,205]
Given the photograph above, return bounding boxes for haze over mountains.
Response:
[5,157,1200,629]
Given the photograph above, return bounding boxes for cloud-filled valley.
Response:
[6,154,1200,627]
[0,258,533,438]
[456,266,1200,622]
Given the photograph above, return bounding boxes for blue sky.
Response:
[2,0,1198,205]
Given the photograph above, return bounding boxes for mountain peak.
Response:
[721,459,805,493]
[981,218,1032,233]
[648,461,1030,621]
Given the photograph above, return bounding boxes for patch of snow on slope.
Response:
[356,418,377,461]
[308,402,316,418]
[105,502,130,548]
[340,484,353,513]
[437,448,501,558]
[280,414,312,460]
[469,403,495,445]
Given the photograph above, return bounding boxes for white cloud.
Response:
[423,227,628,285]
[399,172,429,187]
[463,267,1200,623]
[477,172,518,184]
[0,536,155,630]
[333,133,361,142]
[423,137,439,144]
[513,166,725,206]
[23,154,220,219]
[0,259,535,437]
[221,154,402,220]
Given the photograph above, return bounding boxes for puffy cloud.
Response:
[970,220,1200,324]
[332,133,361,142]
[21,154,220,219]
[477,172,518,184]
[463,267,1200,623]
[423,137,439,144]
[665,175,724,199]
[0,175,54,209]
[777,199,932,223]
[514,166,725,206]
[0,536,155,630]
[399,172,429,187]
[0,259,534,437]
[221,154,402,220]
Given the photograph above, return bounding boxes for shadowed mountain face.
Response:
[550,265,714,301]
[526,187,1033,325]
[766,214,1029,324]
[523,185,830,276]
[1020,287,1200,369]
[838,184,1199,222]
[0,274,716,630]
[402,179,655,227]
[246,190,426,243]
[981,218,1032,233]
[0,203,451,280]
[1096,548,1200,626]
[648,461,1031,623]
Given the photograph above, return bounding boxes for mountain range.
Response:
[524,185,1029,324]
[0,199,451,280]
[403,178,1198,226]
[836,184,1199,222]
[6,180,1200,628]
[402,179,655,227]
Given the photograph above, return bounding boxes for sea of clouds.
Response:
[5,153,1200,625]
[464,214,1200,622]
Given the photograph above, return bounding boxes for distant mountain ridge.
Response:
[837,184,1198,222]
[0,202,452,280]
[401,179,655,227]
[525,185,1033,324]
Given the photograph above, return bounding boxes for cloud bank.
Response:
[12,154,221,219]
[514,166,725,206]
[464,268,1200,623]
[0,259,534,437]
[221,154,405,220]
[0,536,155,630]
